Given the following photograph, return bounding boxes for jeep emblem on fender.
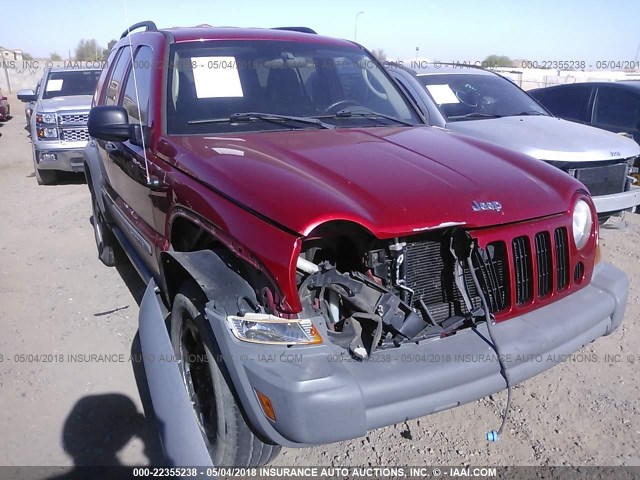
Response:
[472,200,503,212]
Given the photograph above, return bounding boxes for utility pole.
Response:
[354,11,365,42]
[2,60,11,93]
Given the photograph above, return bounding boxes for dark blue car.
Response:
[530,81,640,146]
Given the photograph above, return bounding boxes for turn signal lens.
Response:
[36,127,58,139]
[256,389,276,422]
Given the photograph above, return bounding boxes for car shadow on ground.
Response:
[114,257,166,464]
[115,257,147,306]
[44,391,166,479]
[25,171,87,185]
[44,334,167,479]
[47,227,168,476]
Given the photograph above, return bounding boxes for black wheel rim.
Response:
[179,314,218,445]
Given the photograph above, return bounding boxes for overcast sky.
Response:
[3,0,639,63]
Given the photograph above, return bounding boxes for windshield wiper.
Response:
[188,112,335,129]
[448,112,504,121]
[315,109,415,126]
[511,111,547,116]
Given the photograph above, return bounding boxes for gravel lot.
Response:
[0,93,639,468]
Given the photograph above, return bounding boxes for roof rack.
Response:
[273,27,317,35]
[120,21,158,39]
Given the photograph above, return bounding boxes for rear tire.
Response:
[170,282,281,466]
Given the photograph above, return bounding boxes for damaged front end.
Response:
[296,227,507,359]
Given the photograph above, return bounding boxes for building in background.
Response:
[1,49,23,61]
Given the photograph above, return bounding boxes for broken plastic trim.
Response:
[297,228,496,359]
[457,233,513,438]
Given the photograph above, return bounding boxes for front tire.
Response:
[170,283,281,466]
[33,157,57,185]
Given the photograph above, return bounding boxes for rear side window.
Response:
[593,87,640,130]
[105,46,131,105]
[121,46,154,125]
[533,86,591,122]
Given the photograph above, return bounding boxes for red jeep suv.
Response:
[85,21,628,466]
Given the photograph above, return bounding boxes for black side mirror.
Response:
[88,106,132,142]
[88,105,149,147]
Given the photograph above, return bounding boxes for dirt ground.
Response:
[0,92,639,469]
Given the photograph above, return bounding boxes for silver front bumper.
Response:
[34,145,87,172]
[593,185,640,214]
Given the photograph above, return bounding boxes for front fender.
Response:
[159,249,258,311]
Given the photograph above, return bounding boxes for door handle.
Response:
[105,142,118,152]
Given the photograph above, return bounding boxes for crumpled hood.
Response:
[167,126,584,238]
[447,116,640,162]
[39,95,92,112]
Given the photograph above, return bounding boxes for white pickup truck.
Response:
[17,68,101,185]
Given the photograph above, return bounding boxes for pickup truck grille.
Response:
[574,163,628,197]
[60,128,90,142]
[58,113,89,125]
[56,111,90,143]
[404,224,574,322]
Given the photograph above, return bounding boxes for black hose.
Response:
[467,255,512,436]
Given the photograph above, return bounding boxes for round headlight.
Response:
[572,199,593,250]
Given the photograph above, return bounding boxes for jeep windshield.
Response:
[42,70,101,100]
[167,40,423,134]
[417,73,548,122]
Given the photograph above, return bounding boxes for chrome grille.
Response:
[58,113,89,125]
[61,128,90,142]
